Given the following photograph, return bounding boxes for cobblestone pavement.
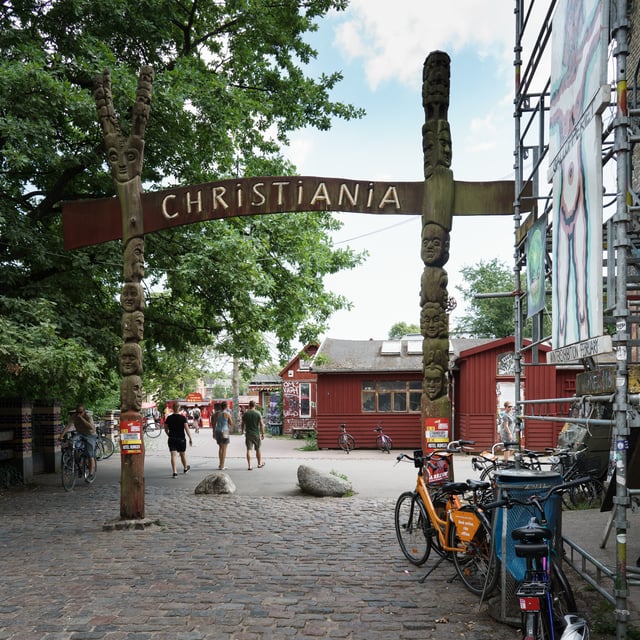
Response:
[0,481,521,640]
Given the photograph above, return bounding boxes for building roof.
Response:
[312,337,424,373]
[247,373,281,386]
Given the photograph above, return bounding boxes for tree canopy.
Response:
[388,321,420,340]
[0,0,365,410]
[450,259,515,338]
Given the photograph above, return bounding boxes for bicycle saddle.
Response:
[466,478,491,492]
[512,517,553,543]
[440,481,468,495]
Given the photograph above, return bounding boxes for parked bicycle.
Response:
[338,423,355,453]
[472,441,544,482]
[61,432,96,491]
[546,445,605,509]
[394,440,498,596]
[144,416,162,438]
[94,423,115,460]
[374,425,392,453]
[483,477,590,640]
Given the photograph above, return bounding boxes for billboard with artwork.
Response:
[549,0,609,350]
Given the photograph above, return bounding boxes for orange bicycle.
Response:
[394,440,498,596]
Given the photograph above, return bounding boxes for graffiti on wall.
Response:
[282,380,300,418]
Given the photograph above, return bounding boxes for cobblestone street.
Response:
[0,481,519,640]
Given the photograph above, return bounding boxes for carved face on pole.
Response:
[424,364,446,400]
[421,223,450,266]
[120,283,144,312]
[122,311,144,341]
[422,51,450,121]
[124,237,144,281]
[421,302,448,339]
[423,121,452,179]
[106,134,144,183]
[120,342,143,376]
[121,375,143,413]
[420,267,448,307]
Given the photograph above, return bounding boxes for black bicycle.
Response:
[61,432,96,491]
[144,416,162,438]
[94,423,115,460]
[483,478,590,640]
[546,445,605,509]
[338,423,355,453]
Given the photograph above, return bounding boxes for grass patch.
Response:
[330,469,356,497]
[297,432,318,451]
[589,599,640,638]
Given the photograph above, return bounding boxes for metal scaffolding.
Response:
[512,1,634,638]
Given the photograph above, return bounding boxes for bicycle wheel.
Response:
[338,434,355,453]
[99,436,115,459]
[566,478,599,510]
[61,448,76,491]
[145,421,162,438]
[81,454,96,484]
[94,438,105,461]
[395,491,432,565]
[376,435,391,452]
[449,505,499,596]
[550,558,577,619]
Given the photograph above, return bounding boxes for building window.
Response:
[362,380,422,413]
[300,382,311,418]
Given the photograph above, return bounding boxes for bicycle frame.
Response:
[413,453,467,555]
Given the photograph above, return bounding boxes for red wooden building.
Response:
[313,337,424,450]
[278,343,319,437]
[452,337,577,450]
[311,336,579,451]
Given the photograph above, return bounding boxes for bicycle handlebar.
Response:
[394,440,476,465]
[482,475,592,512]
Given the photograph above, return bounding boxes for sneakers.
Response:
[172,472,178,478]
[184,465,191,474]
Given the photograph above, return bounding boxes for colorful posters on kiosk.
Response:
[424,417,449,452]
[120,419,143,454]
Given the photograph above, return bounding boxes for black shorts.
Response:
[168,436,187,452]
[215,431,230,446]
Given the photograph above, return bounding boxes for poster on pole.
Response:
[120,419,143,454]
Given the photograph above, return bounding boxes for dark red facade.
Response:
[453,338,576,450]
[315,372,423,450]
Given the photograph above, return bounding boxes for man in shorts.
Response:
[241,400,265,470]
[60,403,97,476]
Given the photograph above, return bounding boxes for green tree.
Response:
[450,259,515,338]
[388,321,420,339]
[0,0,365,407]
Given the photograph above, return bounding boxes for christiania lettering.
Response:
[160,178,403,220]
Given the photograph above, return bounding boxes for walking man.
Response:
[241,400,265,470]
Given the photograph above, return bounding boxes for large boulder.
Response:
[195,472,236,495]
[297,464,353,497]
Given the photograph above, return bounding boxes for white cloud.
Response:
[333,1,514,89]
[284,3,528,342]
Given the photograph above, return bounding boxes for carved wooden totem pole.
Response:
[94,67,153,519]
[420,52,453,448]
